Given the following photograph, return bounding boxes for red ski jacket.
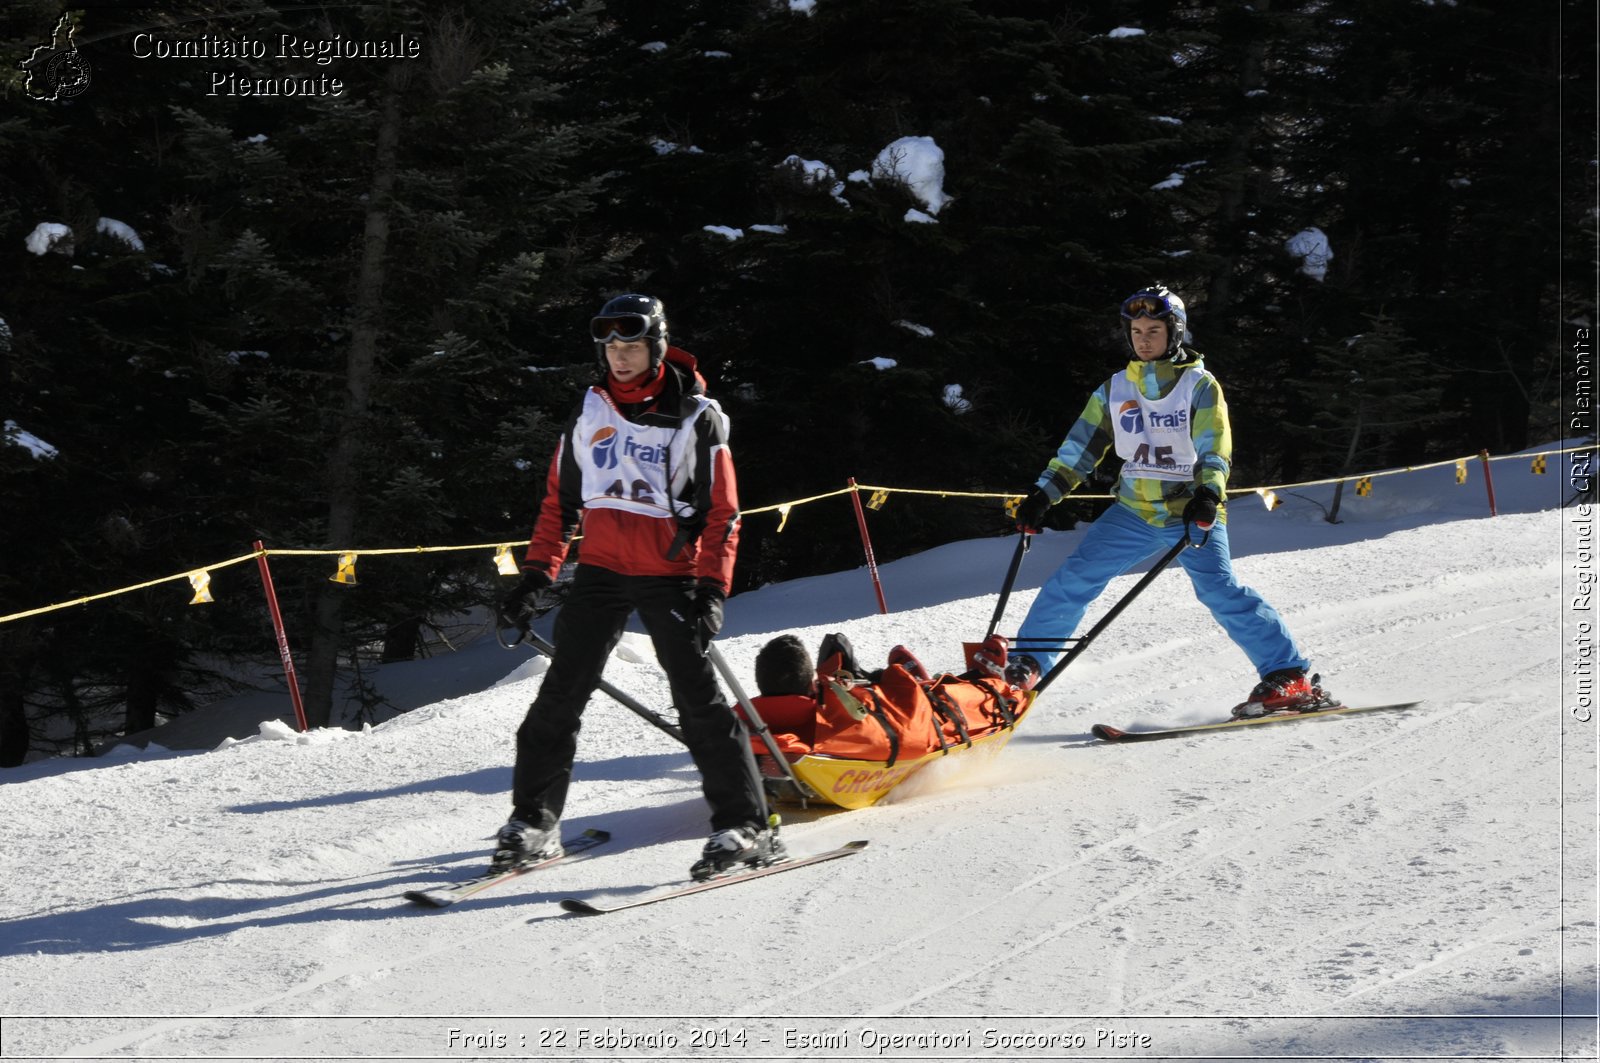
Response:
[522,347,740,593]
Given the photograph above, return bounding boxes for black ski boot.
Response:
[491,818,562,872]
[689,819,788,881]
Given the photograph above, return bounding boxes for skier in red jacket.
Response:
[496,294,776,880]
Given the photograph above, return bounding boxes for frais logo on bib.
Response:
[588,425,670,471]
[1120,399,1188,435]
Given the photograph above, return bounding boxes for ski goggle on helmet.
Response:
[1120,287,1187,323]
[590,314,653,343]
[591,294,668,369]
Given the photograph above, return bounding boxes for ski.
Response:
[1091,701,1423,743]
[558,840,869,916]
[404,828,612,907]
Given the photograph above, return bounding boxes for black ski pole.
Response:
[1032,535,1190,697]
[516,629,687,744]
[985,532,1031,639]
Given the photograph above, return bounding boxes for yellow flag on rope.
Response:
[867,489,889,511]
[1004,496,1021,519]
[1454,460,1467,484]
[1256,488,1282,511]
[1355,477,1373,497]
[1532,454,1547,475]
[330,552,358,585]
[187,571,213,605]
[493,546,520,575]
[776,503,793,532]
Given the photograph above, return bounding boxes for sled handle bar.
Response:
[706,642,813,811]
[500,621,688,744]
[985,532,1031,639]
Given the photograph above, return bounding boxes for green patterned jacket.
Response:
[1034,349,1232,527]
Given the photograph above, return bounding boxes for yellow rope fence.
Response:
[1,445,1588,626]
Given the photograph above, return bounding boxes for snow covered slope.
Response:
[1,459,1593,1061]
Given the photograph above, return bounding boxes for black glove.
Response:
[501,570,553,625]
[691,580,725,648]
[1014,487,1052,533]
[1183,486,1221,530]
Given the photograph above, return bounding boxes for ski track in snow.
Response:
[0,503,1593,1061]
[756,700,1513,1016]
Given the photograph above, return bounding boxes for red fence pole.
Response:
[253,540,310,732]
[847,478,889,615]
[1478,450,1498,516]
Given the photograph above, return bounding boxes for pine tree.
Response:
[1239,0,1561,478]
[0,3,290,758]
[1296,311,1450,520]
[1,0,630,748]
[160,1,629,726]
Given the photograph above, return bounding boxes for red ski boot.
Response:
[969,634,1008,680]
[1231,669,1330,718]
[887,645,931,683]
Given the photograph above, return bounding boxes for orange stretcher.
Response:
[711,648,1036,810]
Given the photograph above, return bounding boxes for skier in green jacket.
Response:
[1005,285,1321,717]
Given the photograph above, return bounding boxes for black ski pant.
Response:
[511,564,766,834]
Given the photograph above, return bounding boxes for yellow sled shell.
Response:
[780,691,1036,809]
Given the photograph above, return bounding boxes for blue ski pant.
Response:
[1014,502,1309,683]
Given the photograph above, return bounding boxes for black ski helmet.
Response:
[591,294,668,370]
[1119,284,1189,357]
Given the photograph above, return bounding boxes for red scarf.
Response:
[608,362,666,406]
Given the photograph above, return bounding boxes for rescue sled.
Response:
[707,528,1196,810]
[782,685,1037,809]
[710,645,1036,810]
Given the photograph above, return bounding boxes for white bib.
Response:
[1108,371,1200,482]
[571,390,719,520]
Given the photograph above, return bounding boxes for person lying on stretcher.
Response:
[735,632,1031,774]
